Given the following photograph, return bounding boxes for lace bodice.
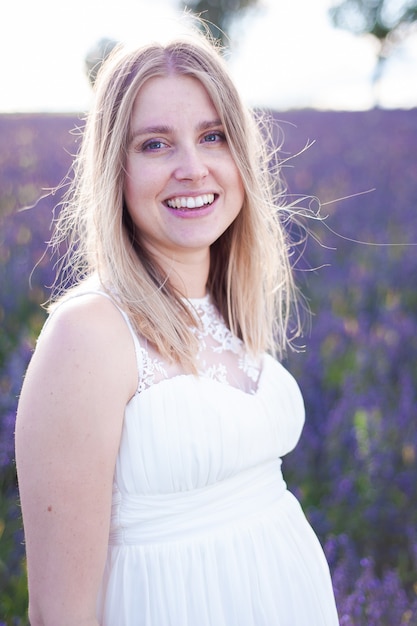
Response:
[137,294,262,395]
[94,289,337,625]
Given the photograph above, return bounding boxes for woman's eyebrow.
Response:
[129,125,172,143]
[197,118,222,131]
[129,119,223,143]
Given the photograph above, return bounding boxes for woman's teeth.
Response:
[166,193,215,209]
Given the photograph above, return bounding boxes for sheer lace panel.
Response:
[137,295,262,395]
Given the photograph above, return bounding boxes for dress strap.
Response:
[42,290,144,389]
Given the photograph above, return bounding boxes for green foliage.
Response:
[329,0,417,91]
[329,0,417,43]
[85,38,119,87]
[0,481,28,625]
[180,0,260,46]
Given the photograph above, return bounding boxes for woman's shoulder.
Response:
[45,275,128,334]
[48,274,110,311]
[44,288,119,339]
[36,280,138,398]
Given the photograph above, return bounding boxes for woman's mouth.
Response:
[165,193,215,210]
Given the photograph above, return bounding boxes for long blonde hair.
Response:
[51,32,301,369]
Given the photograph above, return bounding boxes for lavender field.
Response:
[1,108,417,624]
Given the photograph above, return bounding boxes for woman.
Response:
[15,31,339,625]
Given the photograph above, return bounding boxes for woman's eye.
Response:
[203,132,225,144]
[142,140,167,151]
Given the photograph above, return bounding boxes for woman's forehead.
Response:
[129,74,220,129]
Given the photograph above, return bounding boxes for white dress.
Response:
[89,292,339,625]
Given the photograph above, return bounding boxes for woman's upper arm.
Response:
[15,295,137,625]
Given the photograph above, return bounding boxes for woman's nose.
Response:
[174,145,209,182]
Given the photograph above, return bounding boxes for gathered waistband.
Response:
[109,460,287,545]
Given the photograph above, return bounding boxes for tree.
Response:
[180,0,260,48]
[329,0,417,64]
[85,37,119,86]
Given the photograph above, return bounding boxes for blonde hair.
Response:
[51,32,301,370]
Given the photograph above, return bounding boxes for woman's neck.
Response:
[151,247,210,299]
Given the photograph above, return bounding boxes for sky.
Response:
[1,0,417,113]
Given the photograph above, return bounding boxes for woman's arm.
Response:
[15,295,138,626]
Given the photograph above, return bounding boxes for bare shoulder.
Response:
[42,292,132,350]
[36,293,138,401]
[16,291,138,477]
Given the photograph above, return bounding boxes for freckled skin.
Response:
[124,75,245,273]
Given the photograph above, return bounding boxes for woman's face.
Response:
[124,74,244,266]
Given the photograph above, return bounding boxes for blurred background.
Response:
[1,0,417,111]
[1,1,417,624]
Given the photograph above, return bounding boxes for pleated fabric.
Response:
[96,358,339,625]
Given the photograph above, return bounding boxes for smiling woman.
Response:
[123,74,244,280]
[15,27,339,626]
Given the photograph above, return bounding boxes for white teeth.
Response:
[166,193,215,209]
